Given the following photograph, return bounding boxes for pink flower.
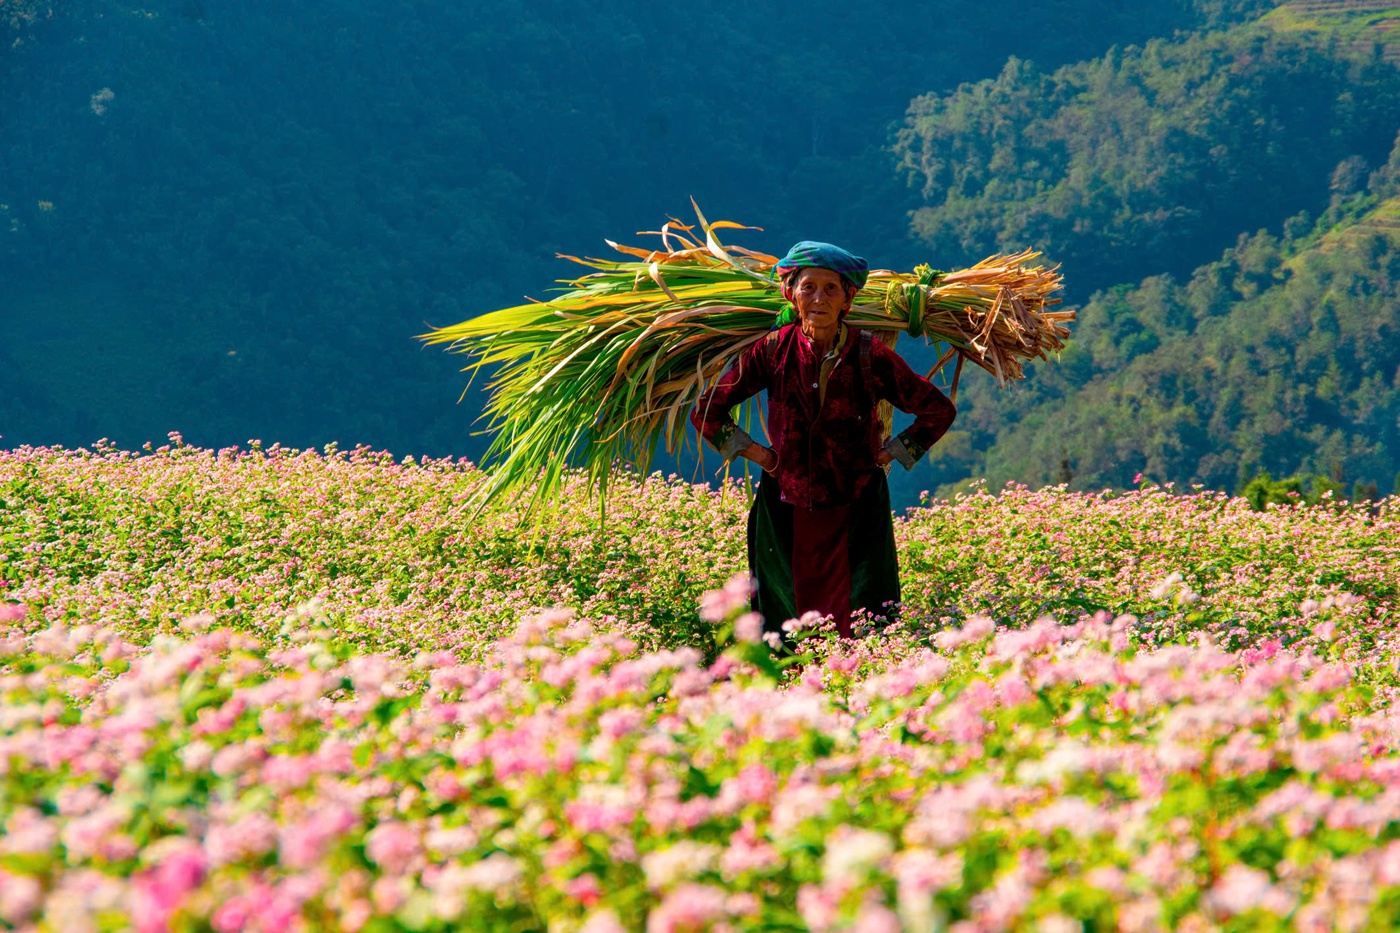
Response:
[205,813,277,866]
[580,909,628,933]
[425,851,526,918]
[1037,915,1083,933]
[1292,734,1361,775]
[1133,842,1193,889]
[935,614,995,649]
[699,573,752,622]
[733,612,763,643]
[210,881,288,933]
[347,654,405,698]
[783,610,825,635]
[566,785,635,834]
[261,754,317,791]
[459,853,523,894]
[1205,864,1291,917]
[0,870,42,925]
[278,804,357,869]
[647,883,728,933]
[0,602,25,623]
[720,764,778,808]
[371,876,410,913]
[423,824,478,858]
[364,822,421,875]
[719,824,781,879]
[178,740,215,771]
[129,844,207,933]
[893,848,963,897]
[968,869,1033,932]
[210,742,264,778]
[988,616,1065,661]
[853,901,901,933]
[1,807,56,856]
[564,873,603,907]
[996,671,1035,706]
[1028,796,1114,839]
[796,884,839,933]
[1085,865,1128,897]
[60,805,131,861]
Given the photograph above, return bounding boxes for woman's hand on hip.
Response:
[741,442,779,473]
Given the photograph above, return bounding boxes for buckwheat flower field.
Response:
[2,440,1399,932]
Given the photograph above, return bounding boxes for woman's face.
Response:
[792,267,852,337]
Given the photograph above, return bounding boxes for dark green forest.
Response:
[895,21,1400,292]
[894,5,1400,502]
[4,0,1399,505]
[921,178,1400,500]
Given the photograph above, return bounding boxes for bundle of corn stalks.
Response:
[421,203,1072,514]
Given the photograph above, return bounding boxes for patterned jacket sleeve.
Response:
[689,336,773,461]
[869,338,957,469]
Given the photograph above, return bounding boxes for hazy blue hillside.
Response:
[2,0,1274,470]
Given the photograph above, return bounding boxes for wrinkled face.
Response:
[791,267,853,334]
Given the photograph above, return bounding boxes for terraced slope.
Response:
[1270,0,1400,62]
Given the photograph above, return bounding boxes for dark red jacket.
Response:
[691,325,956,510]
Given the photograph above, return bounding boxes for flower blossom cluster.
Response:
[1,443,1399,930]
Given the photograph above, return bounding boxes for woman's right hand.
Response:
[742,442,778,474]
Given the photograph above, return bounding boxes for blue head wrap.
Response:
[774,241,870,293]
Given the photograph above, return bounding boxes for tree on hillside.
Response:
[919,151,1400,499]
[894,24,1400,298]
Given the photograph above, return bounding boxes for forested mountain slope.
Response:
[884,2,1400,505]
[0,0,1268,461]
[894,13,1400,298]
[916,151,1400,501]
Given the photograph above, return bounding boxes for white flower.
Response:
[822,826,892,889]
[641,841,720,889]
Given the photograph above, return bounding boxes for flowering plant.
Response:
[2,443,1399,931]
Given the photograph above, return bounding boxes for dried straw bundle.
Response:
[421,204,1072,513]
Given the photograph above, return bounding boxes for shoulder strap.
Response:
[858,329,895,445]
[763,328,783,370]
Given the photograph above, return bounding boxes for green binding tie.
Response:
[885,267,945,338]
[909,267,945,338]
[774,302,796,328]
[904,283,925,338]
[886,281,927,337]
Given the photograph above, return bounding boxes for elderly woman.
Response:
[690,241,956,638]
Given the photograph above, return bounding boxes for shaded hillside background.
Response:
[3,0,1398,507]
